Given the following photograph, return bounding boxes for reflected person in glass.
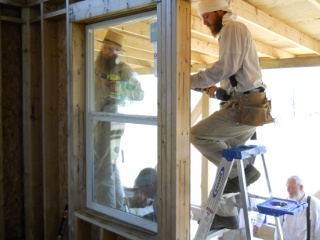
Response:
[124,168,157,221]
[94,30,144,208]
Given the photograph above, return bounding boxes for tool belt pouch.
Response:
[236,93,274,126]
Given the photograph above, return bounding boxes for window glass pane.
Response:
[93,121,157,221]
[87,12,158,232]
[93,25,157,116]
[118,74,157,116]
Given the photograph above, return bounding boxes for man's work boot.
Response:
[210,215,239,230]
[224,164,260,193]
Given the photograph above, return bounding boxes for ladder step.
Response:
[222,145,266,161]
[221,192,240,199]
[206,228,230,239]
[195,144,276,240]
[257,197,308,217]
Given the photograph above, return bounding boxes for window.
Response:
[85,11,158,232]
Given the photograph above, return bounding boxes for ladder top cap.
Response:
[222,145,266,161]
[257,197,308,216]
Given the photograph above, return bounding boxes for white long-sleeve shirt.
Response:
[191,14,265,95]
[282,195,320,240]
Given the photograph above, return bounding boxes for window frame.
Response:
[85,10,158,233]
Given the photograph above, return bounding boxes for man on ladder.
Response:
[190,0,273,232]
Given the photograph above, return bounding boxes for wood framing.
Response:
[74,209,157,240]
[260,56,320,69]
[69,22,86,239]
[157,0,191,239]
[22,6,44,239]
[69,0,160,23]
[1,0,320,239]
[1,7,24,238]
[232,0,320,55]
[42,4,60,238]
[69,0,192,239]
[0,6,3,240]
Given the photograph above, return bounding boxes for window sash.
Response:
[85,11,158,233]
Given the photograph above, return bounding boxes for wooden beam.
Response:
[0,16,24,23]
[43,8,66,20]
[0,6,4,239]
[94,30,154,55]
[191,52,217,65]
[175,2,191,238]
[42,3,60,238]
[69,0,159,23]
[309,0,320,10]
[260,56,320,69]
[119,56,153,68]
[122,46,154,62]
[95,31,154,53]
[0,0,26,7]
[74,209,157,240]
[158,0,191,239]
[100,228,118,240]
[94,27,155,71]
[74,217,92,240]
[22,7,43,240]
[68,22,86,239]
[191,38,219,57]
[190,15,295,59]
[232,0,320,54]
[191,56,320,71]
[110,21,156,39]
[57,17,68,237]
[254,40,295,59]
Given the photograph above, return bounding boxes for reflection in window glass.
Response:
[93,25,157,116]
[93,120,126,208]
[93,121,157,221]
[94,30,145,113]
[87,12,158,232]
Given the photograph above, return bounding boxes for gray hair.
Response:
[287,175,304,186]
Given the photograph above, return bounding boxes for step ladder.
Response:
[194,145,308,240]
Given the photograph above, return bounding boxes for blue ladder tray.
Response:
[222,145,266,161]
[257,197,308,216]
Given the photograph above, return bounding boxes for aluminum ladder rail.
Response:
[194,145,284,240]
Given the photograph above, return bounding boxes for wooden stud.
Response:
[158,0,191,239]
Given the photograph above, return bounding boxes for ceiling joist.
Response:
[232,0,320,55]
[90,0,320,71]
